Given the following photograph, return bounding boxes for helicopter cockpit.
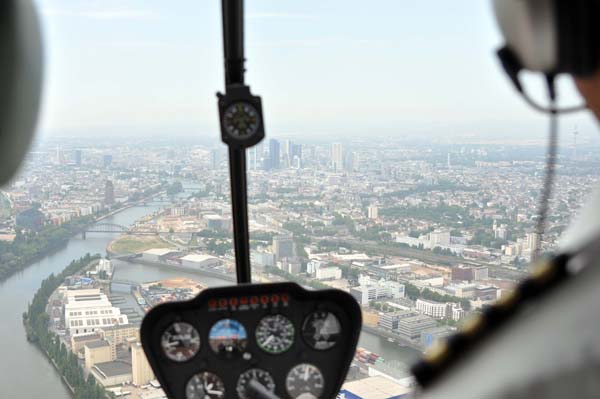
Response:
[3,1,600,399]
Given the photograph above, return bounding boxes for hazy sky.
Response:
[35,0,599,144]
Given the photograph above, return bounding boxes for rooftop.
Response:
[85,340,110,349]
[92,360,132,378]
[341,375,412,399]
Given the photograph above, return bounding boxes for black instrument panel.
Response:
[140,282,362,399]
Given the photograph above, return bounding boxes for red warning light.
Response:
[240,297,248,305]
[281,293,289,302]
[250,296,259,305]
[208,299,217,308]
[218,298,228,307]
[271,294,280,303]
[260,295,269,305]
[229,297,238,306]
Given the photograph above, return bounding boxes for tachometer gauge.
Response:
[236,368,276,399]
[185,371,225,399]
[161,322,200,362]
[256,314,295,354]
[302,311,341,350]
[208,318,248,354]
[286,363,325,399]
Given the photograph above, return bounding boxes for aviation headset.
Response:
[493,0,600,112]
[0,0,43,186]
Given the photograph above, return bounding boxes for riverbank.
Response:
[23,254,107,399]
[119,257,236,283]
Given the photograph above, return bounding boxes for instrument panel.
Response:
[140,282,362,399]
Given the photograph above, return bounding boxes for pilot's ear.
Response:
[0,0,43,186]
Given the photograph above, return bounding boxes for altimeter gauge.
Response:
[236,368,276,399]
[256,314,295,354]
[286,363,325,399]
[185,371,225,399]
[302,311,341,350]
[161,322,201,362]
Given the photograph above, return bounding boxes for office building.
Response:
[396,314,437,340]
[315,266,342,280]
[269,139,280,170]
[64,289,129,336]
[132,342,154,386]
[331,143,343,171]
[416,299,449,319]
[84,340,112,370]
[368,205,379,219]
[104,180,115,205]
[350,275,405,305]
[273,235,295,260]
[74,149,82,166]
[378,310,414,331]
[103,154,113,168]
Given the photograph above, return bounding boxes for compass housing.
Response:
[218,84,265,148]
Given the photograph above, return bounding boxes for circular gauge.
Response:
[208,318,248,354]
[223,102,260,138]
[236,368,276,399]
[185,371,225,399]
[302,311,341,350]
[286,363,325,399]
[256,314,295,354]
[161,322,200,362]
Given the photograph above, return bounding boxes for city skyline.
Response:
[34,0,599,142]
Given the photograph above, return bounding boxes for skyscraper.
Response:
[104,180,115,205]
[331,143,343,171]
[74,149,82,166]
[103,154,113,168]
[269,139,280,170]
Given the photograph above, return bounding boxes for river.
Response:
[0,197,420,398]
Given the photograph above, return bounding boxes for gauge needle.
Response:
[303,366,309,381]
[264,335,275,345]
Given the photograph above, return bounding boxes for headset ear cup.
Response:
[555,0,598,76]
[0,0,43,186]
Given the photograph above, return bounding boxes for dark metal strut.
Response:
[221,0,251,284]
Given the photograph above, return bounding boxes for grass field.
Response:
[110,236,174,254]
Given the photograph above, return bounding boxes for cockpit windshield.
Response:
[1,1,598,399]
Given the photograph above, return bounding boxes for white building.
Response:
[306,260,323,275]
[416,299,449,319]
[367,205,379,219]
[180,254,220,269]
[429,229,451,247]
[350,275,405,305]
[64,289,128,336]
[315,266,342,280]
[331,143,344,171]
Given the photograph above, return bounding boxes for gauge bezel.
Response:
[160,321,201,363]
[236,368,276,399]
[255,314,295,354]
[217,84,265,148]
[285,363,325,399]
[185,371,226,399]
[301,310,342,351]
[208,318,249,355]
